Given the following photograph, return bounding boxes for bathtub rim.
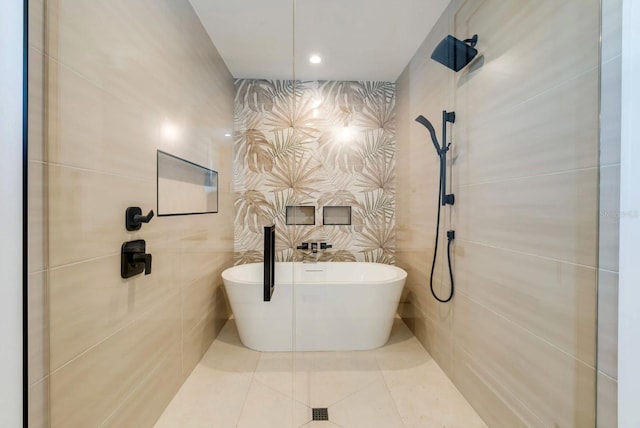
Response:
[222,261,407,286]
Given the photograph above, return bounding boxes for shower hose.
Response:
[430,166,455,303]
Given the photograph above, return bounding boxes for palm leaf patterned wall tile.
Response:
[233,79,396,265]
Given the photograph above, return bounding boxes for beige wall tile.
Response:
[28,272,48,385]
[456,168,598,267]
[451,346,544,428]
[602,0,623,63]
[182,310,227,379]
[28,48,45,162]
[100,346,182,428]
[395,0,602,425]
[48,240,181,371]
[397,249,453,322]
[455,0,599,120]
[36,1,236,425]
[599,165,621,272]
[47,165,155,267]
[28,377,49,428]
[456,70,599,186]
[182,266,229,336]
[46,58,160,180]
[597,371,617,428]
[180,243,231,288]
[397,254,452,374]
[456,240,597,365]
[597,270,618,380]
[50,0,182,104]
[28,161,47,274]
[453,295,596,427]
[45,57,233,184]
[50,295,181,428]
[600,57,622,166]
[29,0,45,52]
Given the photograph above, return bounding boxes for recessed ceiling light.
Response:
[309,55,322,64]
[224,133,232,137]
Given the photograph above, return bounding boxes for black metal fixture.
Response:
[415,111,455,206]
[415,111,456,303]
[263,225,275,302]
[431,34,479,72]
[121,239,152,278]
[125,207,154,231]
[297,242,333,252]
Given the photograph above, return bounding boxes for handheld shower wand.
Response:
[415,115,441,156]
[415,113,455,206]
[415,111,456,303]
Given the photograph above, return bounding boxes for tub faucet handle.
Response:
[296,242,309,250]
[320,242,332,250]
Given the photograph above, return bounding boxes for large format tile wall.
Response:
[233,80,396,264]
[396,0,606,426]
[27,0,234,426]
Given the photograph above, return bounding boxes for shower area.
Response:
[26,0,621,426]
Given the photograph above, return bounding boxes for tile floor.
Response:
[154,318,487,428]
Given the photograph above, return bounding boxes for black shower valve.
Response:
[126,207,154,231]
[121,239,152,278]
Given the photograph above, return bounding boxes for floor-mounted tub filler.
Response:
[222,262,407,352]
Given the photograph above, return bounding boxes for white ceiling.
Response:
[189,0,450,82]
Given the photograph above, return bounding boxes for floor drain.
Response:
[312,408,329,421]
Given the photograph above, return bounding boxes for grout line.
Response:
[27,373,49,389]
[324,372,384,410]
[456,238,598,270]
[455,346,548,427]
[98,348,174,427]
[46,252,120,272]
[41,53,168,120]
[375,359,410,428]
[597,370,618,383]
[455,64,600,127]
[48,288,180,376]
[249,374,310,408]
[44,160,156,183]
[455,291,597,370]
[457,165,599,189]
[234,350,261,427]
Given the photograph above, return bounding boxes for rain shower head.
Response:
[431,34,478,72]
[415,115,440,155]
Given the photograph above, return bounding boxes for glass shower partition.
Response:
[25,0,611,426]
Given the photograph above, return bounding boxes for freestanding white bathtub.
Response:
[222,262,407,352]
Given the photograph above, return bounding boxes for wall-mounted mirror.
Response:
[157,150,218,216]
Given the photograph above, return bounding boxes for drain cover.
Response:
[312,408,329,421]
